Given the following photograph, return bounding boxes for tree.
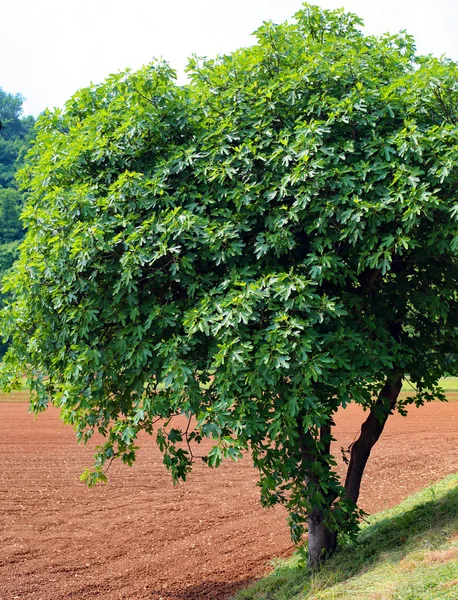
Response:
[2,4,458,567]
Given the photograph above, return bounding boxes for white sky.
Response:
[2,0,458,117]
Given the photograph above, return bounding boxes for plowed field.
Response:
[1,401,457,600]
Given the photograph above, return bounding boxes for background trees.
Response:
[0,88,34,357]
[0,88,35,190]
[2,5,458,566]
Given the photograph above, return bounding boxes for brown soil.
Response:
[1,402,457,600]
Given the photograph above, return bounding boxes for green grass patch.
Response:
[401,377,458,394]
[0,389,30,402]
[436,377,458,392]
[233,474,458,600]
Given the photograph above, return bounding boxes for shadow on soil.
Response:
[155,578,255,600]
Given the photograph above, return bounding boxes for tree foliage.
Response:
[2,4,458,564]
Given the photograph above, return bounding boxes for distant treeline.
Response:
[0,88,35,356]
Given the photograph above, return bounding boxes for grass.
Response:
[401,377,458,394]
[432,377,458,392]
[233,474,458,600]
[0,389,30,402]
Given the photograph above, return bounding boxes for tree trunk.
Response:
[298,416,337,568]
[307,508,337,568]
[344,372,403,504]
[297,372,402,567]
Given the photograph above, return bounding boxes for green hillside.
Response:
[234,474,458,600]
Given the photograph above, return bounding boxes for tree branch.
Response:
[343,370,403,504]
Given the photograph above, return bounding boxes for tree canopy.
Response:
[2,4,458,566]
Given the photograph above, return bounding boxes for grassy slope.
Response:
[234,474,458,600]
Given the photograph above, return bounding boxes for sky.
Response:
[2,0,458,117]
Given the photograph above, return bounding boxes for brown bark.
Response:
[307,508,337,568]
[344,372,403,505]
[298,418,337,568]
